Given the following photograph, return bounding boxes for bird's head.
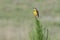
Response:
[33,8,37,12]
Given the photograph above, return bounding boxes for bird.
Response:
[33,8,39,17]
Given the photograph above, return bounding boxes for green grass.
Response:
[35,17,43,40]
[29,17,49,40]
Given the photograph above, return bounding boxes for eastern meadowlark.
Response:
[33,8,39,17]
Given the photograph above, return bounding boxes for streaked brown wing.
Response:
[36,9,39,17]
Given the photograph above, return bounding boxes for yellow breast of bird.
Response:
[33,11,37,16]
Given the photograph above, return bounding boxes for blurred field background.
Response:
[0,0,60,40]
